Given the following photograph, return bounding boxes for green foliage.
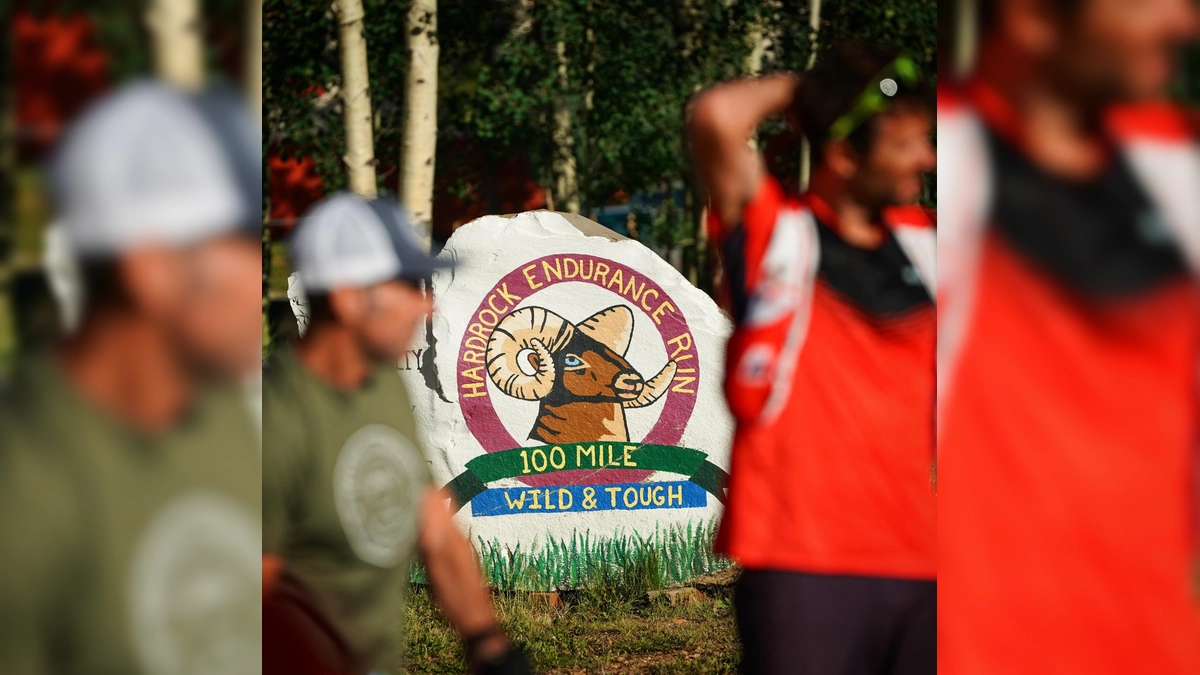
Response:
[458,0,936,210]
[263,0,344,188]
[470,0,759,207]
[635,192,695,255]
[265,0,938,235]
[812,0,937,73]
[264,0,518,195]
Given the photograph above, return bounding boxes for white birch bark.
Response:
[744,22,767,152]
[744,24,767,78]
[744,1,781,149]
[245,0,263,115]
[401,0,439,250]
[955,0,978,77]
[335,0,378,198]
[799,0,822,190]
[552,40,580,214]
[145,0,205,91]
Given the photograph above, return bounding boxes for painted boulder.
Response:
[293,211,736,588]
[411,211,734,588]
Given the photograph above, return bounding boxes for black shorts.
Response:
[735,569,935,675]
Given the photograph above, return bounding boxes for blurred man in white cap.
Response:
[262,193,529,675]
[0,81,263,674]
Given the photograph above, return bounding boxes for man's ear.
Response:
[118,248,184,319]
[328,287,368,327]
[824,139,860,180]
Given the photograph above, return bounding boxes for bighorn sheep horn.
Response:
[486,307,575,401]
[577,305,634,356]
[622,361,678,408]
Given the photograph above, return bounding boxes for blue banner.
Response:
[471,481,707,517]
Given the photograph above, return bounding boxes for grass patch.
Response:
[405,582,740,674]
[412,519,732,593]
[577,544,664,606]
[406,522,738,672]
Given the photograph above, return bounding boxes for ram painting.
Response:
[485,306,678,444]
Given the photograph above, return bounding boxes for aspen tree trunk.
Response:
[552,39,580,214]
[798,0,821,190]
[956,0,978,77]
[744,26,767,78]
[580,4,596,208]
[682,0,708,289]
[0,88,13,355]
[679,0,702,62]
[335,0,378,198]
[513,0,534,36]
[744,22,766,152]
[744,1,781,145]
[401,0,438,250]
[250,0,266,351]
[245,0,262,114]
[145,0,205,90]
[583,22,594,132]
[251,0,268,355]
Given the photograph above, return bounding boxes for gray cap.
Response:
[289,193,453,292]
[50,80,260,257]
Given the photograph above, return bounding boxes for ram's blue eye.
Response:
[564,355,584,367]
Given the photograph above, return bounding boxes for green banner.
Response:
[446,442,728,513]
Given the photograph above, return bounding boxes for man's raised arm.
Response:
[686,73,800,228]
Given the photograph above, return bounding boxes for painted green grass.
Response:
[413,519,732,592]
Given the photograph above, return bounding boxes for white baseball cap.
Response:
[50,80,260,257]
[289,192,453,292]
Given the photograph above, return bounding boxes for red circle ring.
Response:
[454,253,699,487]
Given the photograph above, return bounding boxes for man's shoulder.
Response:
[262,347,297,385]
[261,351,315,451]
[715,173,806,239]
[0,353,81,450]
[364,367,421,430]
[1106,101,1198,145]
[936,83,974,120]
[941,83,1196,145]
[262,348,317,412]
[0,401,89,585]
[885,205,936,230]
[193,382,262,443]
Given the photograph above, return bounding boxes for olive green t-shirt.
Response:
[262,350,431,674]
[0,354,262,675]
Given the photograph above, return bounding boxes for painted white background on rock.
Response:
[400,211,735,552]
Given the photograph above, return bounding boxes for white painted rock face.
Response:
[295,211,736,587]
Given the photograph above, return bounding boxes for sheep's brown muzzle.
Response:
[613,372,645,400]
